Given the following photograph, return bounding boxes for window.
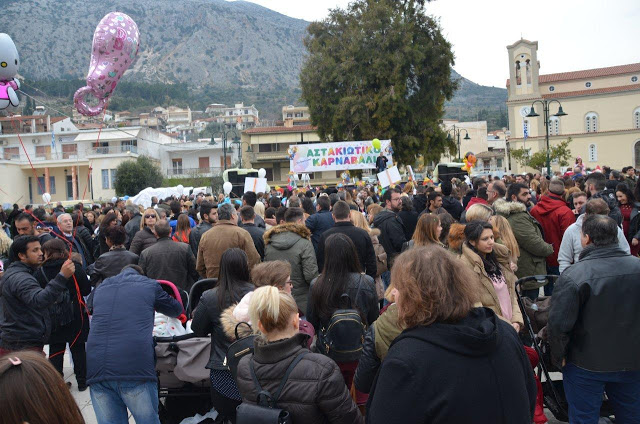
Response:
[110,169,117,188]
[121,140,137,153]
[634,107,640,129]
[35,146,51,159]
[62,144,77,159]
[220,156,232,168]
[588,144,597,162]
[585,82,592,88]
[585,113,598,133]
[198,157,210,170]
[548,116,560,135]
[497,158,503,169]
[286,113,293,118]
[172,159,183,175]
[94,142,109,154]
[549,86,555,92]
[101,169,110,189]
[37,176,56,195]
[3,147,19,160]
[258,144,273,153]
[633,76,638,83]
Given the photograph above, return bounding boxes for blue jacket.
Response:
[86,268,183,384]
[305,209,334,251]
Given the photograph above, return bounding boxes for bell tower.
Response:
[506,39,541,101]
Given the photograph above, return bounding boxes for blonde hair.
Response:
[491,215,520,259]
[249,286,299,333]
[0,230,12,257]
[350,210,372,234]
[254,201,265,218]
[465,204,493,223]
[141,208,159,230]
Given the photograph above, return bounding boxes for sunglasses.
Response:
[144,214,156,219]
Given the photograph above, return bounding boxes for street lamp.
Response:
[526,99,567,178]
[210,128,240,171]
[446,125,471,161]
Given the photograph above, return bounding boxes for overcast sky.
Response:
[235,0,640,88]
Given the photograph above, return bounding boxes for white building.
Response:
[212,103,259,131]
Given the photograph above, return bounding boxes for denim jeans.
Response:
[90,380,160,424]
[563,362,640,424]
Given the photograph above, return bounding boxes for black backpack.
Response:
[225,322,256,379]
[236,351,308,424]
[316,277,366,362]
[40,268,74,332]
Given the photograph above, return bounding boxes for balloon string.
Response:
[16,132,47,201]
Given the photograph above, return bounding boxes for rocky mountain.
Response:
[2,0,506,122]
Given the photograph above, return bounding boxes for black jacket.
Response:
[191,282,254,369]
[74,226,95,265]
[548,244,640,372]
[90,247,139,288]
[306,272,379,333]
[305,209,335,251]
[592,189,623,226]
[35,259,91,344]
[412,194,427,215]
[189,221,213,258]
[242,223,265,261]
[238,214,266,229]
[367,308,536,424]
[0,261,69,349]
[129,226,157,256]
[139,237,199,292]
[397,210,418,241]
[236,333,363,424]
[124,213,142,249]
[442,195,464,221]
[373,209,406,267]
[316,222,377,280]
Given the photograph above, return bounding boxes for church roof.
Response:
[507,62,640,87]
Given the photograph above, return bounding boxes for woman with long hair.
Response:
[459,221,523,331]
[84,210,98,232]
[465,203,494,223]
[191,248,254,423]
[0,351,85,424]
[351,210,387,301]
[404,214,443,250]
[129,208,159,255]
[437,212,454,247]
[307,233,378,389]
[367,246,536,423]
[490,214,521,269]
[171,214,191,244]
[35,238,91,391]
[616,183,640,257]
[235,287,362,424]
[398,196,418,240]
[97,212,119,257]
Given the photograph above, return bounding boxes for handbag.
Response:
[236,351,308,424]
[225,322,256,379]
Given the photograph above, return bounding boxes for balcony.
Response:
[251,151,290,162]
[165,167,224,178]
[87,145,140,156]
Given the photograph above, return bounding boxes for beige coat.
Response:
[195,220,261,279]
[459,243,524,328]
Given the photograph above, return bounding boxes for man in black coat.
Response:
[237,191,266,229]
[375,152,388,174]
[305,195,334,252]
[373,188,406,270]
[316,201,376,279]
[189,201,217,257]
[239,205,265,261]
[548,214,640,423]
[139,221,199,294]
[0,235,75,354]
[440,180,463,221]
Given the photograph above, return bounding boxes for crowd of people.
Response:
[0,160,639,424]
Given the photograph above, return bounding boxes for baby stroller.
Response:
[155,280,212,424]
[515,275,615,423]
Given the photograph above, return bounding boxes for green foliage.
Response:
[300,0,457,165]
[114,156,163,196]
[22,96,35,116]
[511,137,573,171]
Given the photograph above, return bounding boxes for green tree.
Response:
[511,137,573,171]
[23,97,35,116]
[300,0,457,164]
[114,156,163,196]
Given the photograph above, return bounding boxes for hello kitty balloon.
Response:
[0,34,20,110]
[74,12,140,116]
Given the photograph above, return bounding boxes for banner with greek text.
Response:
[289,139,393,173]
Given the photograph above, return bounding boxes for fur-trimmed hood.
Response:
[493,199,527,217]
[220,304,256,341]
[263,222,311,247]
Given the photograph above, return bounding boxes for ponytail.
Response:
[249,286,298,333]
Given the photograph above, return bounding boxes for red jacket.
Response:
[530,194,575,267]
[465,197,489,210]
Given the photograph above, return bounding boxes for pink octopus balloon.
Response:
[74,12,139,116]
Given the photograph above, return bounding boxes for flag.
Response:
[51,130,56,149]
[523,122,528,140]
